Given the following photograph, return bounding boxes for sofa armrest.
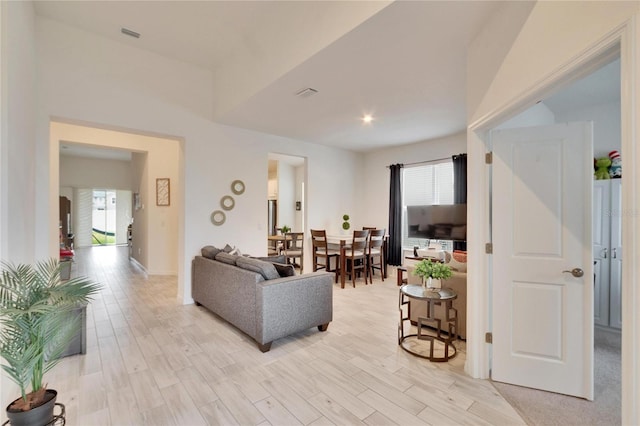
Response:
[256,271,333,345]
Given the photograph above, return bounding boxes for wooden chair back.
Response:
[369,228,385,250]
[311,229,329,252]
[350,229,369,255]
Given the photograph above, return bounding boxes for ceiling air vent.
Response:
[121,27,141,39]
[295,88,318,98]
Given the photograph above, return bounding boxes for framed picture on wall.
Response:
[156,178,170,206]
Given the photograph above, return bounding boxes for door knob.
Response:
[562,268,584,278]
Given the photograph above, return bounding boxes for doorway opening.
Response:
[91,189,132,246]
[53,121,181,281]
[486,53,621,422]
[92,189,115,245]
[267,153,307,263]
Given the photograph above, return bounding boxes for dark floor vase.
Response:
[5,390,57,426]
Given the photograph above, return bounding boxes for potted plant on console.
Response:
[413,259,452,291]
[280,225,291,234]
[0,259,101,425]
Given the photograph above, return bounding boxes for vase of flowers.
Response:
[412,259,452,291]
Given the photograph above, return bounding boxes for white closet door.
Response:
[592,181,611,327]
[609,179,622,329]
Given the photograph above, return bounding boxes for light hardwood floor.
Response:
[4,246,526,425]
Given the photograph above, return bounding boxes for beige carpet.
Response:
[492,327,621,426]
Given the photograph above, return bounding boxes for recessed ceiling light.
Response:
[362,114,373,124]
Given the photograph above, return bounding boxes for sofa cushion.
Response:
[272,262,296,277]
[236,257,280,280]
[201,245,222,259]
[223,244,234,253]
[215,252,239,265]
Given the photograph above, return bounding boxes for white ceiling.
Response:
[40,1,618,158]
[60,142,132,162]
[543,58,620,114]
[37,0,500,153]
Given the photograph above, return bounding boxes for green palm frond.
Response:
[0,258,101,403]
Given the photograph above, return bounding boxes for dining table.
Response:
[267,234,292,253]
[326,233,388,288]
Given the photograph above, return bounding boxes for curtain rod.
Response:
[387,153,466,168]
[387,156,450,168]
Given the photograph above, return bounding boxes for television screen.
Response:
[407,204,467,241]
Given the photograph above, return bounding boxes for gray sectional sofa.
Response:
[192,250,333,352]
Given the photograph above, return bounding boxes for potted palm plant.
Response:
[413,259,452,291]
[0,259,101,425]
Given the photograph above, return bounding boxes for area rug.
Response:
[492,328,621,426]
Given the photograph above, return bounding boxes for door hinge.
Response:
[485,332,493,344]
[485,243,493,254]
[485,152,493,164]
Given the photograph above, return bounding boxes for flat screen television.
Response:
[407,204,467,241]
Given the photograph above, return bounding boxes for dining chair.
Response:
[335,229,370,287]
[283,232,304,273]
[310,229,339,272]
[367,228,386,283]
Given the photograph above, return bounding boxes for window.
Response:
[402,161,454,250]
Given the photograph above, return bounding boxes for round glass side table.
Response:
[398,284,458,362]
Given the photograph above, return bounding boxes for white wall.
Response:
[551,100,621,159]
[467,1,640,422]
[1,1,37,263]
[60,156,132,190]
[131,152,149,269]
[34,16,362,301]
[361,132,467,232]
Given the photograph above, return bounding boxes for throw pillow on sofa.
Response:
[444,250,467,272]
[215,252,240,265]
[251,255,286,265]
[201,245,222,259]
[236,257,280,280]
[272,262,295,277]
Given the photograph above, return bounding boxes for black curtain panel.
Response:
[452,153,467,251]
[388,164,403,265]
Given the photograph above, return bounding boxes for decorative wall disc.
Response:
[220,195,235,211]
[231,180,245,195]
[211,210,226,226]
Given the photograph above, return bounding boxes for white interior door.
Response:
[491,122,593,400]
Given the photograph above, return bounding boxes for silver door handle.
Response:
[602,248,607,259]
[562,268,584,278]
[612,248,617,259]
